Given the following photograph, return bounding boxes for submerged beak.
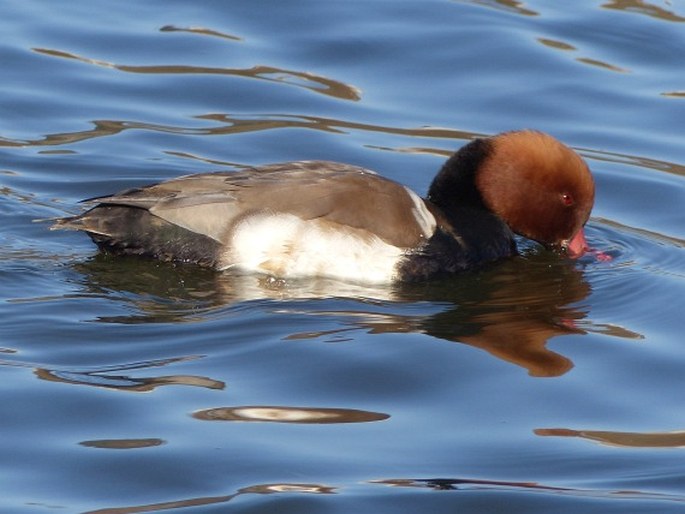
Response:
[562,228,589,259]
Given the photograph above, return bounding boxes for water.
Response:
[2,1,685,512]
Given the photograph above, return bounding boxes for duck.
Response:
[52,130,595,282]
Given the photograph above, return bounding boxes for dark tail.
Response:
[50,205,222,268]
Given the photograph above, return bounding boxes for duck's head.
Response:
[430,130,595,257]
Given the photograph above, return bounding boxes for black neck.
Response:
[427,137,492,217]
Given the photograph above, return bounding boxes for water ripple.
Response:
[0,113,480,149]
[81,476,685,514]
[0,355,225,392]
[372,477,685,504]
[537,37,630,74]
[32,47,361,101]
[602,0,685,23]
[159,24,243,42]
[536,427,685,449]
[84,483,335,514]
[459,0,539,17]
[79,438,166,450]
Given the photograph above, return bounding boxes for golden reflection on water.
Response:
[4,97,683,193]
[159,24,242,41]
[198,112,480,141]
[459,0,538,17]
[536,37,630,74]
[0,112,478,149]
[84,482,335,514]
[537,38,577,52]
[3,104,682,183]
[580,146,685,178]
[32,47,361,101]
[602,0,685,23]
[575,57,629,73]
[193,405,390,424]
[536,427,685,448]
[465,0,685,23]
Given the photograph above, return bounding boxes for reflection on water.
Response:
[287,255,639,377]
[193,405,389,424]
[85,482,335,514]
[596,218,685,255]
[71,254,400,321]
[159,25,243,42]
[80,438,165,450]
[374,477,569,492]
[575,56,628,74]
[57,248,642,378]
[6,104,682,191]
[32,47,362,101]
[461,0,538,17]
[372,477,685,503]
[537,37,630,74]
[35,367,224,392]
[536,427,685,448]
[602,0,685,23]
[0,111,479,150]
[83,475,685,513]
[466,0,685,23]
[0,354,224,392]
[538,38,576,52]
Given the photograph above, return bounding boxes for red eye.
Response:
[561,193,574,206]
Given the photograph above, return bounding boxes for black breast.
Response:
[396,207,517,281]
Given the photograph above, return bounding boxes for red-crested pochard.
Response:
[53,130,595,282]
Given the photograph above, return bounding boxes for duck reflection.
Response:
[400,253,591,377]
[286,251,641,377]
[71,247,640,378]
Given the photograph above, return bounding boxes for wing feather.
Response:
[83,161,433,248]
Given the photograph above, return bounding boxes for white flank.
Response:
[222,213,404,283]
[403,186,436,238]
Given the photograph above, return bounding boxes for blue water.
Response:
[2,1,685,512]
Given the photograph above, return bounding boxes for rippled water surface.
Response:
[2,1,685,512]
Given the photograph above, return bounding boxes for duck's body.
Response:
[53,130,595,282]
